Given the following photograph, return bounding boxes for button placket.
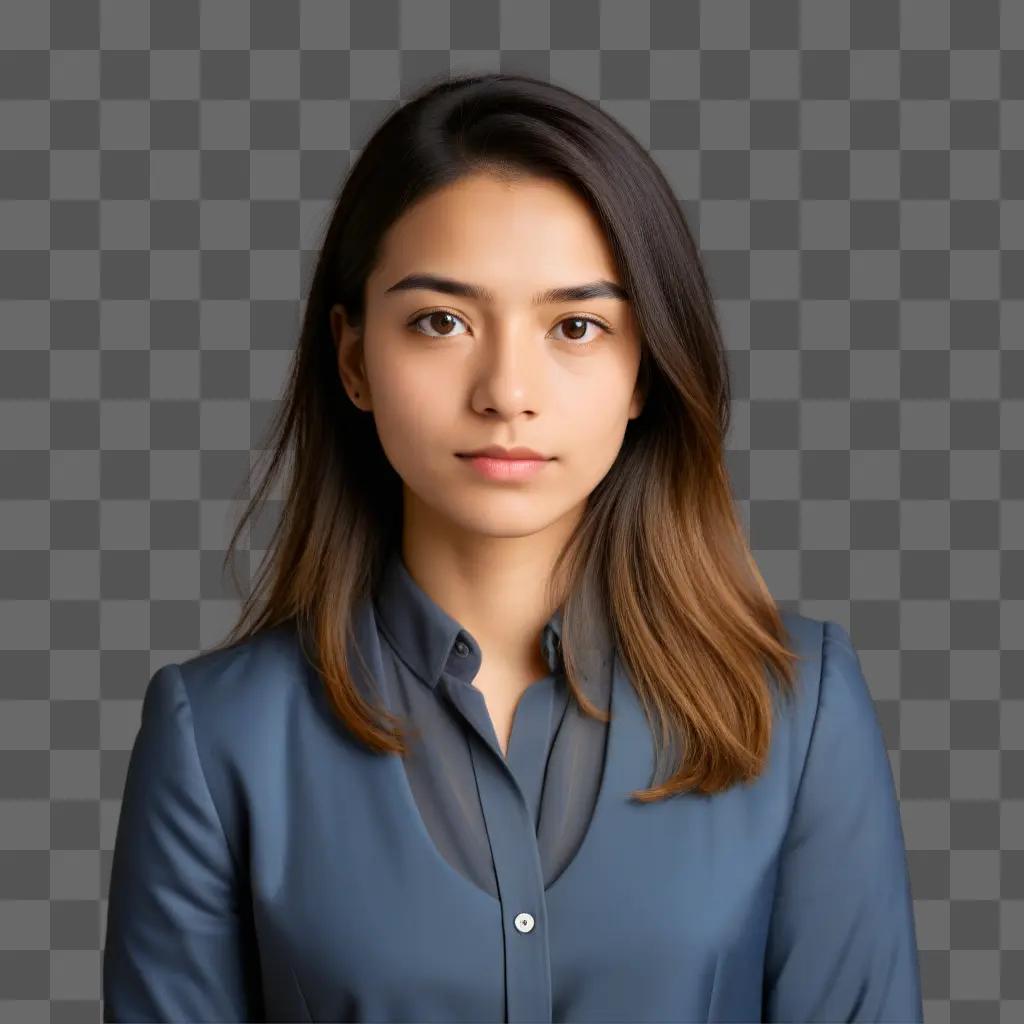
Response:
[463,726,553,1021]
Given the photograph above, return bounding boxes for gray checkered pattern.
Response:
[1,1,1022,1021]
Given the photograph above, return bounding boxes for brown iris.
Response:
[426,311,457,334]
[562,317,588,341]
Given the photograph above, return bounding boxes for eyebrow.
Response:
[383,272,631,306]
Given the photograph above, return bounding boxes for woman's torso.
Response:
[173,597,812,1023]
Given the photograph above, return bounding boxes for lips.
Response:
[458,445,552,460]
[458,452,553,481]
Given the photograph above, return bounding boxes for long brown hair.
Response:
[212,70,803,801]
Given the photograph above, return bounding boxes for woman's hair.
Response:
[213,70,803,801]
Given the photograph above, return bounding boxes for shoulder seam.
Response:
[167,661,243,879]
[780,618,831,845]
[761,617,829,948]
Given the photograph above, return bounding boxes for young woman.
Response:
[103,72,924,1023]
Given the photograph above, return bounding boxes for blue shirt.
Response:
[371,544,614,901]
[102,562,924,1022]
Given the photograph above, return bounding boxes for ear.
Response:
[330,303,371,411]
[629,355,649,420]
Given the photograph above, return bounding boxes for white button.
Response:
[514,912,535,933]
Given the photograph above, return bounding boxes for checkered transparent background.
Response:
[1,1,1023,1021]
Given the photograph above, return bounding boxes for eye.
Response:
[408,310,469,338]
[407,309,613,347]
[550,315,611,345]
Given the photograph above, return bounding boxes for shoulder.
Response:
[176,618,309,699]
[775,610,891,799]
[172,620,315,739]
[130,621,320,862]
[776,610,876,717]
[137,620,314,762]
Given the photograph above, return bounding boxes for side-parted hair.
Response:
[214,71,803,801]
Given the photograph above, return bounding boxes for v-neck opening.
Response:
[383,648,621,908]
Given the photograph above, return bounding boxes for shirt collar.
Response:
[372,544,566,691]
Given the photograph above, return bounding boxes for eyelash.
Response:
[405,308,614,348]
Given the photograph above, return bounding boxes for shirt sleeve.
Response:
[761,620,925,1023]
[102,662,261,1023]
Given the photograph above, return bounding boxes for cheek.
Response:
[560,380,634,442]
[366,364,457,481]
[369,352,447,431]
[559,387,635,478]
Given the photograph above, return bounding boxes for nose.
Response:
[467,330,545,419]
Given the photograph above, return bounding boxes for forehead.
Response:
[370,172,623,298]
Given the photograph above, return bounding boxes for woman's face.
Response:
[331,171,645,541]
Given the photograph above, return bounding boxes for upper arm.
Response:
[102,662,262,1023]
[761,620,924,1023]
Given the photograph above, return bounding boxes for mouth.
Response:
[456,453,554,481]
[456,454,553,461]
